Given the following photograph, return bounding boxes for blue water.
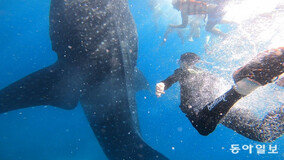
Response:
[0,0,283,159]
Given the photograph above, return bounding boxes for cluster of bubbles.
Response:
[206,0,284,116]
[149,0,283,116]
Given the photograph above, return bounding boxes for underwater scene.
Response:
[0,0,283,159]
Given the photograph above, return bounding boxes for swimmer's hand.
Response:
[156,82,165,97]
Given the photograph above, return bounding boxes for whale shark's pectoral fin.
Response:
[133,67,150,92]
[0,63,80,113]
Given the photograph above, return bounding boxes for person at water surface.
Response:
[170,0,228,36]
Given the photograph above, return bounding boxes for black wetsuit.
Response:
[162,67,222,135]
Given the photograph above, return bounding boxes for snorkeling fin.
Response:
[0,63,81,113]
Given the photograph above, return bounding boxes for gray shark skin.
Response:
[0,0,168,159]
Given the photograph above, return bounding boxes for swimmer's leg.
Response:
[221,106,284,142]
[193,47,284,136]
[182,88,243,136]
[206,11,227,37]
[192,27,201,39]
[188,29,194,41]
[160,26,174,45]
[177,29,185,44]
[205,22,226,37]
[188,27,200,41]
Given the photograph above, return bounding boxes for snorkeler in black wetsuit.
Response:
[156,52,224,135]
[156,50,284,141]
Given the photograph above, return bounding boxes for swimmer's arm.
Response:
[161,75,177,90]
[169,11,188,28]
[161,69,181,90]
[156,70,180,97]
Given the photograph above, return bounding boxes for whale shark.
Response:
[0,0,168,159]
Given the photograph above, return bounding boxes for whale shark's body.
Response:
[0,0,168,159]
